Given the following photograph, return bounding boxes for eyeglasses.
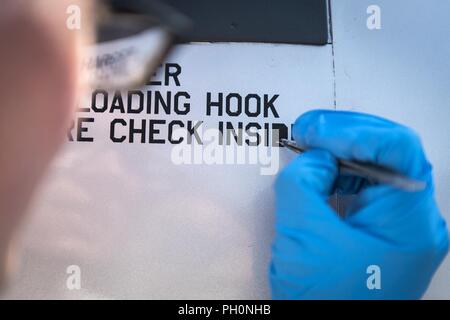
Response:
[81,0,191,90]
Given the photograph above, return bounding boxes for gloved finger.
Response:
[343,184,449,253]
[274,149,344,233]
[292,110,429,179]
[272,149,350,296]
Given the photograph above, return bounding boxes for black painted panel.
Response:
[164,0,329,45]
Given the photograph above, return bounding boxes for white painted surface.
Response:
[2,43,334,299]
[331,0,450,299]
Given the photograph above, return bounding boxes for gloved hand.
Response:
[270,110,449,299]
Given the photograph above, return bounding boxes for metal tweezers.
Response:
[279,139,426,192]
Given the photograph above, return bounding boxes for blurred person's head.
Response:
[0,0,91,284]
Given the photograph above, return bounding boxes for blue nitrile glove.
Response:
[270,110,449,299]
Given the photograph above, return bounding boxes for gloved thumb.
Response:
[274,149,342,232]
